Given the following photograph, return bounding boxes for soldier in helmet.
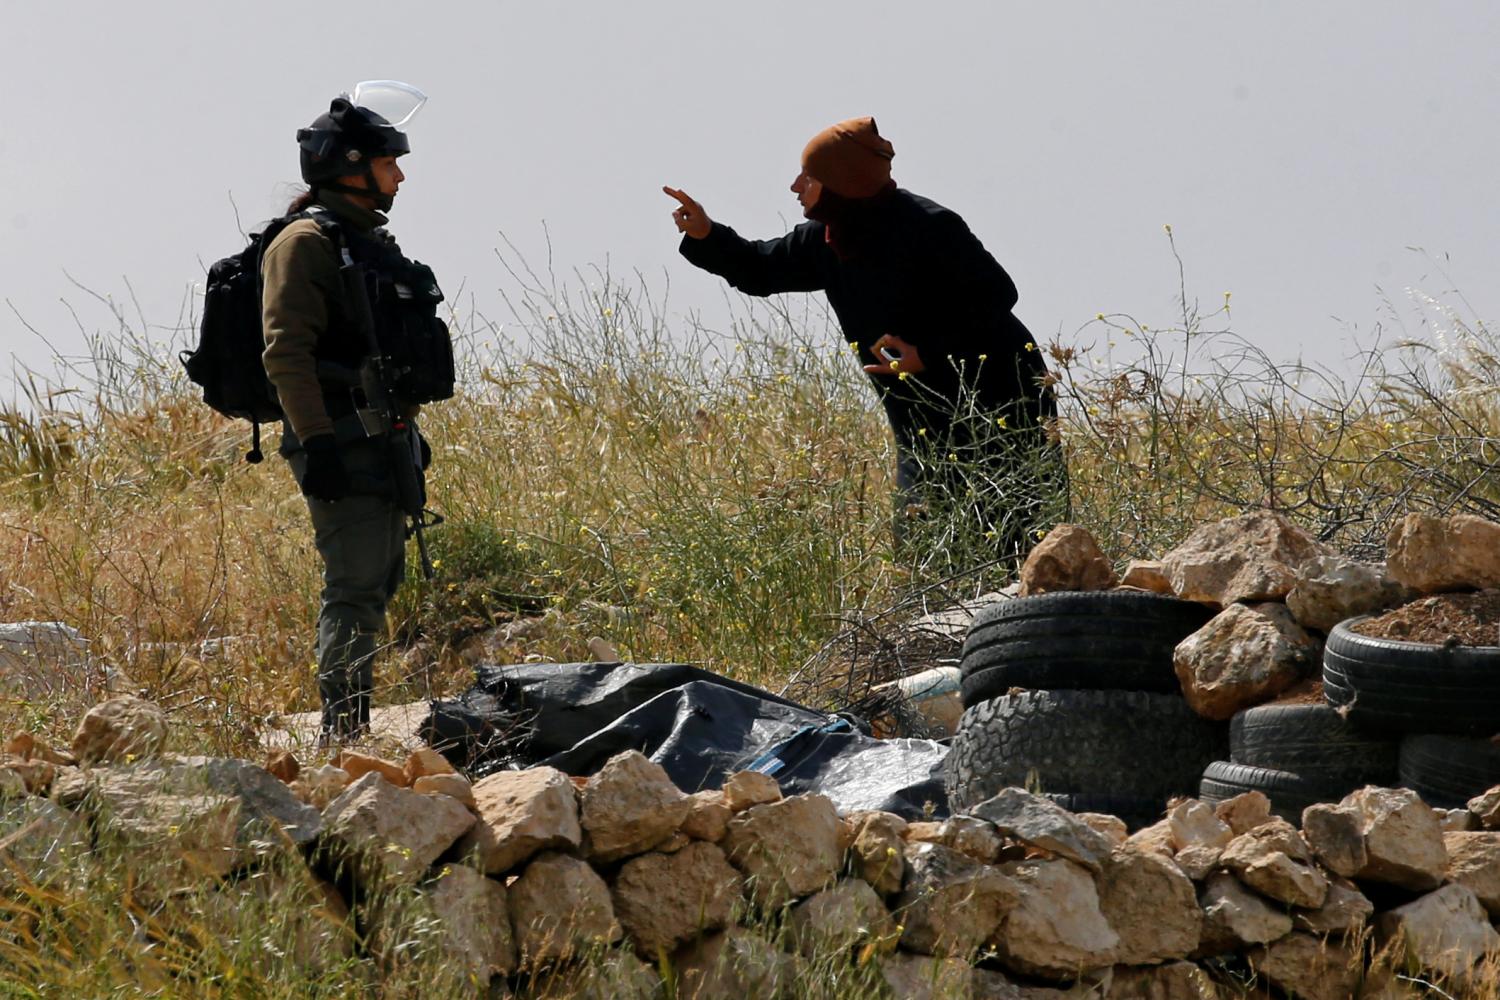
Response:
[262,84,453,743]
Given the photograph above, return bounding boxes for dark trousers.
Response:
[286,426,406,738]
[887,377,1069,570]
[305,492,406,737]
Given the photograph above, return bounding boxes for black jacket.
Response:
[679,188,1051,445]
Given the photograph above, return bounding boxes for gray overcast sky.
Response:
[4,1,1498,390]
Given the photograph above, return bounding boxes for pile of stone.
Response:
[1022,510,1500,722]
[6,694,1500,998]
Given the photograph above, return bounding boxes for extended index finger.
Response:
[662,186,697,208]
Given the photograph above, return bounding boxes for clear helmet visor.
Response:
[346,80,428,128]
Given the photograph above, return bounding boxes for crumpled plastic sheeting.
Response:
[423,663,949,819]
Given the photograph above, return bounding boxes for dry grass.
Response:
[0,246,1497,994]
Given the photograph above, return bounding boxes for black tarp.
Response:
[422,662,949,820]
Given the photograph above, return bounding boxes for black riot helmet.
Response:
[296,81,425,211]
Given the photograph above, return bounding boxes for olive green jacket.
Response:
[260,193,387,442]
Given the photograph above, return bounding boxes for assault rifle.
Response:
[338,256,444,579]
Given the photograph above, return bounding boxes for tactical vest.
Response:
[308,210,455,411]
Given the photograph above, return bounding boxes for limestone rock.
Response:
[333,751,407,788]
[402,747,455,784]
[99,790,243,885]
[290,764,352,810]
[1443,831,1500,917]
[6,733,73,766]
[993,857,1119,980]
[47,765,88,807]
[682,790,731,842]
[1174,844,1222,881]
[1219,818,1328,908]
[934,815,1004,864]
[1123,819,1176,858]
[71,695,166,765]
[1345,786,1447,890]
[970,787,1114,872]
[1293,876,1373,936]
[1247,932,1361,1000]
[1468,785,1500,830]
[1121,560,1175,596]
[455,766,580,875]
[880,952,973,1000]
[509,851,621,968]
[1173,602,1319,720]
[1286,554,1411,631]
[0,797,88,887]
[198,869,353,978]
[412,772,475,807]
[0,622,96,701]
[1301,802,1368,878]
[1385,512,1500,593]
[1376,883,1500,980]
[897,842,1020,957]
[1214,791,1272,835]
[1109,962,1222,999]
[674,927,798,1000]
[0,756,52,796]
[83,755,323,883]
[1161,511,1330,605]
[1096,849,1202,964]
[848,810,908,896]
[1078,812,1128,847]
[582,751,691,863]
[426,863,516,979]
[611,842,740,957]
[321,771,475,887]
[528,948,659,1000]
[787,878,896,957]
[263,749,299,784]
[1169,799,1233,852]
[905,821,945,844]
[722,793,840,908]
[1440,807,1479,833]
[1196,872,1292,955]
[722,769,782,812]
[1017,524,1118,596]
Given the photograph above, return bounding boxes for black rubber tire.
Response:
[1323,618,1500,736]
[944,689,1227,814]
[1198,760,1355,823]
[959,591,1214,707]
[1041,793,1165,833]
[1229,702,1398,782]
[1398,735,1500,809]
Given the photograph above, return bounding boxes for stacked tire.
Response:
[1197,702,1398,822]
[944,591,1226,829]
[1325,618,1500,808]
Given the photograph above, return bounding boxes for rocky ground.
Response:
[6,691,1500,997]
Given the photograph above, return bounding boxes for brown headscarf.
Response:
[801,116,895,198]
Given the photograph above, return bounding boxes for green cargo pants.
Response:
[287,428,407,740]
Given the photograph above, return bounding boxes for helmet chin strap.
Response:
[318,165,394,212]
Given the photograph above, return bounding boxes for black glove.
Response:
[300,434,350,502]
[418,433,432,471]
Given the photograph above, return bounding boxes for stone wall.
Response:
[6,699,1500,998]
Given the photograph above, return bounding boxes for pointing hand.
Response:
[663,186,713,240]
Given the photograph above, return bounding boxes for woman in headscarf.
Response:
[666,117,1066,568]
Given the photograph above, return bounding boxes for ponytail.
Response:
[285,187,318,215]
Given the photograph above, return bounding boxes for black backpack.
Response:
[180,216,304,463]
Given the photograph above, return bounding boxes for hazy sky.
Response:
[5,1,1498,392]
